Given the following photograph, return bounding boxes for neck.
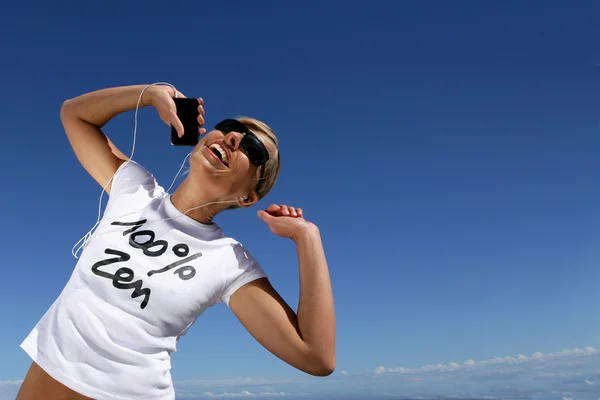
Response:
[170,177,227,225]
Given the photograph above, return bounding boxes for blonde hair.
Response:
[236,116,281,201]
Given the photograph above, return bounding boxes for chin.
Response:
[188,147,222,181]
[189,146,209,168]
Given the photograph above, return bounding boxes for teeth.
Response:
[209,143,228,165]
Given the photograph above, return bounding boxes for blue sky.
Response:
[1,1,600,399]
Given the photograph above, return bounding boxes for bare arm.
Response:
[60,84,181,194]
[229,206,336,376]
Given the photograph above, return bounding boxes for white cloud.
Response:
[373,365,386,375]
[373,346,598,375]
[201,391,290,398]
[0,380,22,400]
[176,378,294,388]
[0,380,22,387]
[3,345,600,400]
[362,345,600,400]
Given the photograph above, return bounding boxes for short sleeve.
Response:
[110,160,164,198]
[220,243,268,306]
[104,161,165,217]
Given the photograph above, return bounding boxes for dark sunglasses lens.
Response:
[216,119,248,135]
[241,135,269,166]
[215,119,270,166]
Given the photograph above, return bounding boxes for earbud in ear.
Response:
[240,196,248,201]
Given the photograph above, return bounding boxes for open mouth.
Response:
[208,143,229,167]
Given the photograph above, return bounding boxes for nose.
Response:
[223,131,244,150]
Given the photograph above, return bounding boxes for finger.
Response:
[198,97,203,105]
[171,114,185,138]
[279,205,290,216]
[198,127,207,136]
[198,104,205,116]
[288,206,297,217]
[257,210,275,223]
[266,204,281,213]
[174,90,187,99]
[197,114,205,126]
[296,208,303,218]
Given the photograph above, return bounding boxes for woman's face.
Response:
[188,127,275,202]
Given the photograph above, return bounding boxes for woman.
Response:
[17,84,336,400]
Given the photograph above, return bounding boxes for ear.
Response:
[236,191,259,208]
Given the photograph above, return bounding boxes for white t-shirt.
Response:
[21,161,267,400]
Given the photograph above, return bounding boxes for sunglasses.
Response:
[214,119,270,167]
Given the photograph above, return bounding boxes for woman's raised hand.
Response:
[145,85,206,138]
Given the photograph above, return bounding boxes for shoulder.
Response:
[104,161,165,217]
[110,160,164,198]
[219,241,267,306]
